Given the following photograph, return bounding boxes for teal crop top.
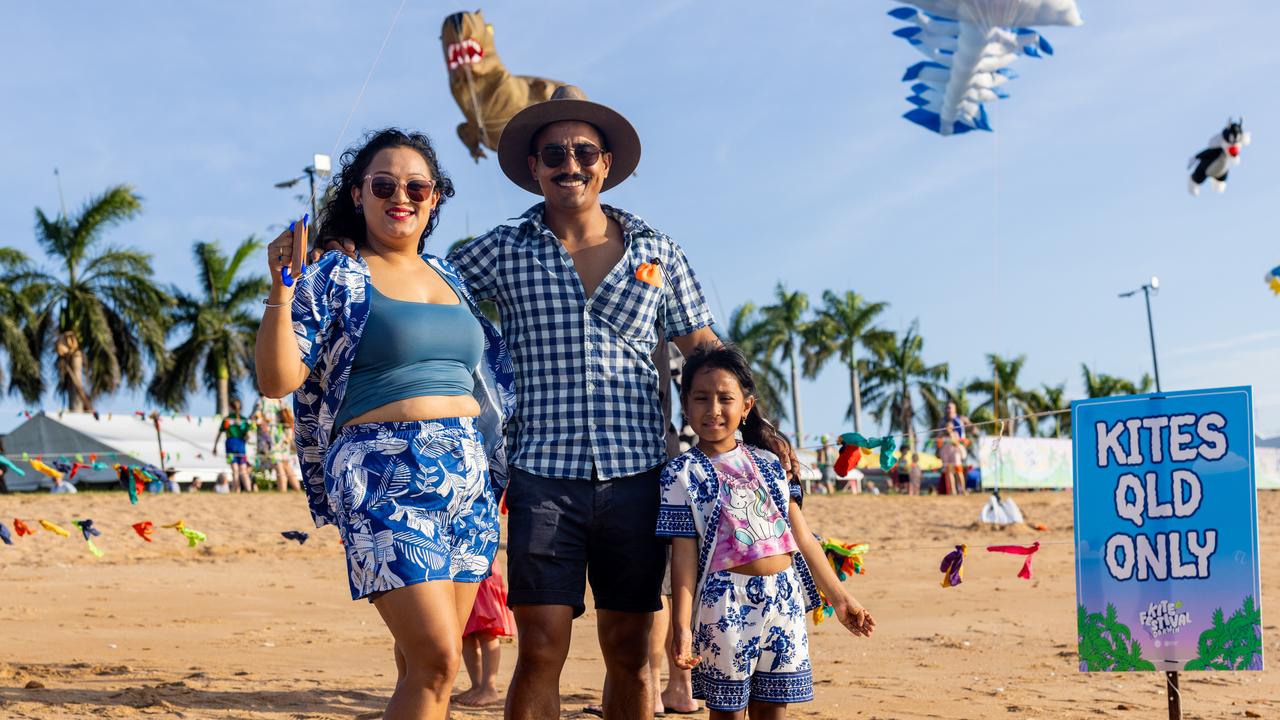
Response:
[335,284,484,427]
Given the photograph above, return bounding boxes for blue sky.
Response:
[4,1,1280,440]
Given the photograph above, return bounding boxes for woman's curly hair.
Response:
[315,128,456,254]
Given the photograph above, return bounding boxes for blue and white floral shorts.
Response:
[324,418,499,601]
[691,566,813,711]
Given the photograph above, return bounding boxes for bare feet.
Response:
[661,688,700,714]
[454,686,502,707]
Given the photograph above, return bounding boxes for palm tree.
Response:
[0,249,44,402]
[28,185,169,411]
[966,353,1040,435]
[1027,382,1071,438]
[726,302,788,423]
[801,290,890,433]
[148,238,270,414]
[759,284,809,445]
[1082,364,1154,398]
[861,321,948,449]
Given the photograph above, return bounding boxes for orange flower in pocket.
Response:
[635,262,663,288]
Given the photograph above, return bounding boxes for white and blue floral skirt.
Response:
[324,417,499,601]
[691,566,813,711]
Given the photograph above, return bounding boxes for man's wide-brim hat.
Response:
[498,85,641,195]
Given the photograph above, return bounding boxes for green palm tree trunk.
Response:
[70,347,88,412]
[849,342,863,433]
[789,346,804,447]
[217,364,230,417]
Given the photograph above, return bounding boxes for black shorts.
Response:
[505,464,665,618]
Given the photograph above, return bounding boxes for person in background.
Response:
[213,398,255,492]
[455,558,516,708]
[50,474,77,494]
[815,434,837,495]
[190,476,204,492]
[939,401,967,496]
[214,472,231,495]
[892,451,911,494]
[908,452,922,496]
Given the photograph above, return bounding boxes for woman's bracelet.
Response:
[262,297,291,309]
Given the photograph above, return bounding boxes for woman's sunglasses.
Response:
[364,174,436,202]
[536,143,605,169]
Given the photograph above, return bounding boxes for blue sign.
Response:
[1073,387,1263,672]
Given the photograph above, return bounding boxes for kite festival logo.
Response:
[1138,599,1192,639]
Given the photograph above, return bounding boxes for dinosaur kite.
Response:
[442,10,562,161]
[888,0,1082,135]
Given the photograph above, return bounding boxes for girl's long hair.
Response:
[679,343,801,499]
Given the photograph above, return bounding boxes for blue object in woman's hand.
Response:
[281,220,297,287]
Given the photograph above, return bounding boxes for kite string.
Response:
[793,407,1070,452]
[328,0,409,161]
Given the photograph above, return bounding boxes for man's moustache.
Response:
[552,173,590,184]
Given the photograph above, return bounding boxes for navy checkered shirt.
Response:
[447,203,715,481]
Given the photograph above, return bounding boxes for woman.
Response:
[255,128,514,720]
[939,401,966,496]
[253,397,302,492]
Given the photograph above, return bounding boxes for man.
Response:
[448,86,719,720]
[212,398,254,492]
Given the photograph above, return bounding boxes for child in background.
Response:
[214,473,231,495]
[908,453,922,496]
[455,559,516,707]
[660,344,874,719]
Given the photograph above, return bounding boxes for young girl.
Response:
[659,344,874,719]
[455,558,515,707]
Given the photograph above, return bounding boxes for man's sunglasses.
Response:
[364,174,436,202]
[536,143,605,169]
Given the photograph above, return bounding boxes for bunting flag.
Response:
[73,519,101,541]
[281,530,309,545]
[812,589,836,625]
[836,432,898,473]
[86,539,103,558]
[14,519,34,536]
[39,519,71,537]
[0,455,25,476]
[30,459,63,480]
[986,541,1041,579]
[162,519,206,548]
[131,521,154,542]
[940,544,967,588]
[0,523,11,545]
[822,539,870,580]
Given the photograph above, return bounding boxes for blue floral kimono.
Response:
[289,251,516,529]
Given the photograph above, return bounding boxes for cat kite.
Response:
[1189,119,1250,195]
[889,0,1083,135]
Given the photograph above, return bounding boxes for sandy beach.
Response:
[1,490,1275,720]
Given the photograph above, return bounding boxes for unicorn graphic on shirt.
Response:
[725,483,787,546]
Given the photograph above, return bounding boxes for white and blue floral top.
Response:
[290,251,516,528]
[657,444,821,612]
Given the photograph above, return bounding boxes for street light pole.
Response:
[1141,284,1161,392]
[275,154,332,227]
[1118,275,1162,393]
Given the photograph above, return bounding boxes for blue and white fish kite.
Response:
[888,0,1082,136]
